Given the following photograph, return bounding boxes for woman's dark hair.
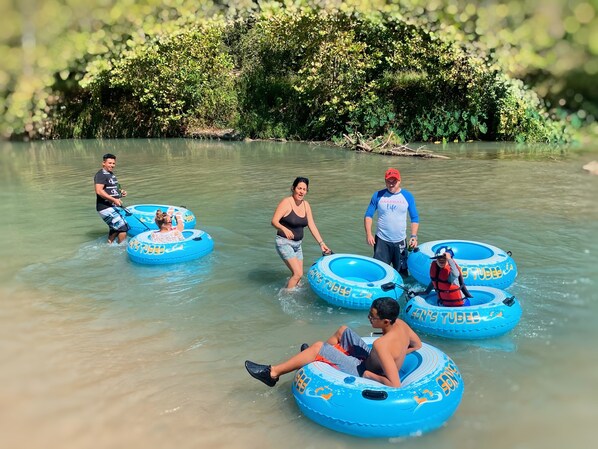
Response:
[292,176,309,190]
[371,297,400,324]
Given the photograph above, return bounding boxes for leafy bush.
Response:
[26,5,572,143]
[230,8,569,142]
[50,22,238,138]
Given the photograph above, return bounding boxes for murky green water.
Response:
[1,139,597,449]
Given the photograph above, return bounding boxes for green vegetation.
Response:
[54,22,238,138]
[1,1,596,143]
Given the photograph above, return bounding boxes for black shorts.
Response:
[373,236,407,271]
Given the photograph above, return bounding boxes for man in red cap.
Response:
[364,168,419,276]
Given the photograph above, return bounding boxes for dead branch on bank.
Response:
[341,132,449,159]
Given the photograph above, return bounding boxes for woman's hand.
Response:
[174,212,185,231]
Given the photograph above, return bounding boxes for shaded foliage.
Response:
[52,24,238,138]
[1,2,575,142]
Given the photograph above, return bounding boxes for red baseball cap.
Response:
[385,168,401,180]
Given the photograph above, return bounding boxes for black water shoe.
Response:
[245,360,278,387]
[300,343,309,352]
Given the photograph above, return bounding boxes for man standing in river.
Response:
[94,153,129,244]
[364,168,419,276]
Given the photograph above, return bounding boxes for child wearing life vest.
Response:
[417,246,472,307]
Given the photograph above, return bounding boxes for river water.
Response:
[1,139,597,449]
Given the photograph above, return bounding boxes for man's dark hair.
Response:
[371,297,400,324]
[103,153,116,161]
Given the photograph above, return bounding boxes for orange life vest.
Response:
[430,261,466,307]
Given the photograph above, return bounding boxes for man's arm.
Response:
[446,257,460,281]
[364,216,375,246]
[363,339,402,387]
[364,191,381,246]
[422,281,433,295]
[405,327,422,355]
[405,191,419,248]
[95,183,122,206]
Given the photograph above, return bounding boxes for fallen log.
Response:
[341,133,449,159]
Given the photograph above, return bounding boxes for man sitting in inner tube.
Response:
[416,246,473,307]
[244,297,422,388]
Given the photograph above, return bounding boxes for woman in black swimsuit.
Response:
[272,177,331,289]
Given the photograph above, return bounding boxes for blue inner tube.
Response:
[407,240,517,289]
[328,257,388,283]
[292,340,464,438]
[127,229,213,265]
[307,254,403,310]
[403,286,522,339]
[123,204,197,237]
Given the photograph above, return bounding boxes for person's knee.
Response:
[311,341,324,352]
[335,325,348,338]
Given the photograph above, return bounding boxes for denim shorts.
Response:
[316,328,371,377]
[275,235,303,260]
[98,207,129,233]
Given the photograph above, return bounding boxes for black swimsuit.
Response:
[277,207,308,241]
